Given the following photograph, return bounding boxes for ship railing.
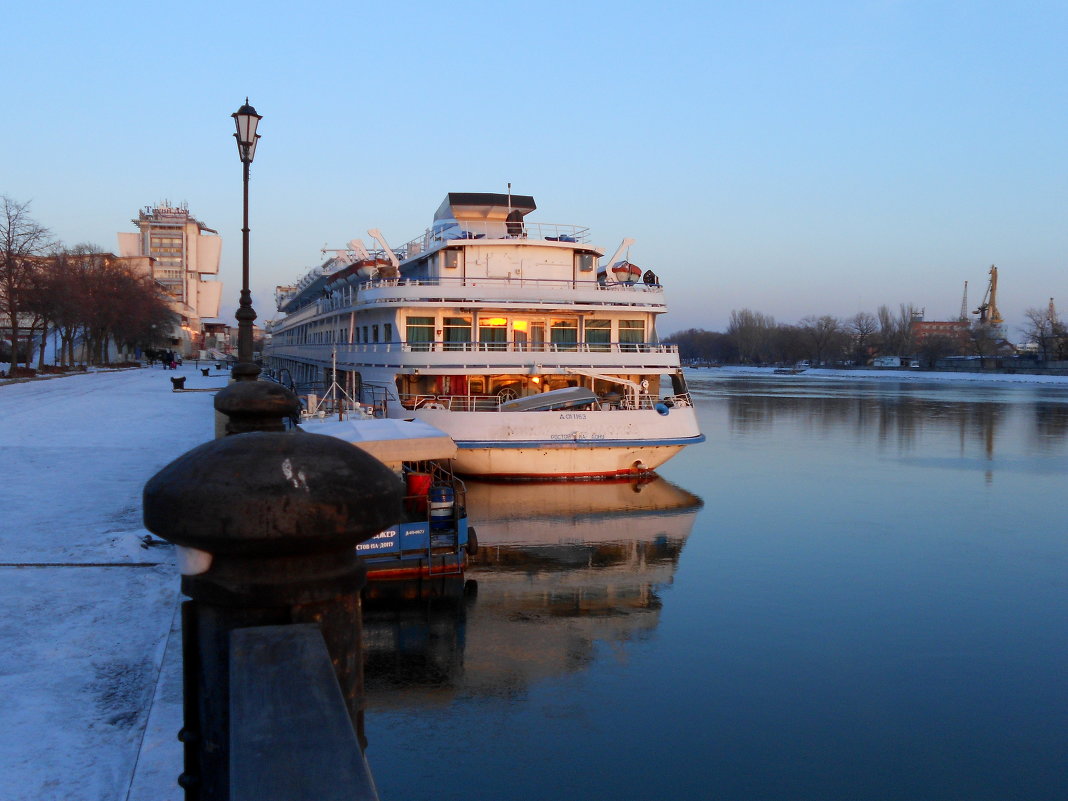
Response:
[402,340,677,355]
[401,392,683,412]
[305,276,664,315]
[266,341,679,357]
[399,221,591,257]
[354,274,661,295]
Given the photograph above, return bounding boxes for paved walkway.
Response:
[0,364,226,801]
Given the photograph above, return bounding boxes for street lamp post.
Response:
[232,99,262,381]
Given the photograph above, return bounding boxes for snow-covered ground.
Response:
[0,364,223,801]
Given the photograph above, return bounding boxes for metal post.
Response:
[233,158,259,382]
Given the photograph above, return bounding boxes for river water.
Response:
[362,369,1068,801]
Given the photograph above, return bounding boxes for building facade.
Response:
[117,203,223,356]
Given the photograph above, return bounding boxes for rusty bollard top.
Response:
[144,431,402,556]
[143,430,403,606]
[214,380,301,434]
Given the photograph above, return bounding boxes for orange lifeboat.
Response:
[612,260,641,284]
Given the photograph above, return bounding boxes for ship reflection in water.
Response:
[361,476,702,705]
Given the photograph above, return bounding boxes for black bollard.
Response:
[144,381,401,800]
[171,376,186,391]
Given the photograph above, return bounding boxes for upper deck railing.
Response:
[307,274,664,315]
[400,220,592,259]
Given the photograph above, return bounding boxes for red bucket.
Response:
[405,472,433,515]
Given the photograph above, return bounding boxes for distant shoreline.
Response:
[686,365,1068,385]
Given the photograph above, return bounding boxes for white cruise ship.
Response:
[265,192,704,478]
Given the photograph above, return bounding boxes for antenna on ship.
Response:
[507,182,512,213]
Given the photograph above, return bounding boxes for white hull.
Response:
[393,405,702,478]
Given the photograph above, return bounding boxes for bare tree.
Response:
[112,271,177,358]
[0,197,52,374]
[727,309,776,364]
[846,312,878,365]
[876,303,917,357]
[799,315,845,365]
[968,322,1001,357]
[1020,306,1064,361]
[915,333,960,368]
[769,324,808,365]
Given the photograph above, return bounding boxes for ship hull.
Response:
[395,405,704,478]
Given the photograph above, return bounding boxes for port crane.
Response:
[972,265,1003,326]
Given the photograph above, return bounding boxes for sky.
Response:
[3,0,1066,337]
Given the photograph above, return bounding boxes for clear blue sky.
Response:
[3,0,1066,337]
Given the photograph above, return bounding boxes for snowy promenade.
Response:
[0,365,222,801]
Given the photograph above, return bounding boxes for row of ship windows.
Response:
[277,315,646,347]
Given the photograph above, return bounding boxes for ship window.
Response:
[444,316,471,351]
[619,319,644,351]
[576,253,595,272]
[479,317,507,351]
[406,316,434,351]
[585,319,611,351]
[550,319,578,351]
[384,323,393,343]
[373,325,380,343]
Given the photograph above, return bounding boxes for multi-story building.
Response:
[117,202,223,356]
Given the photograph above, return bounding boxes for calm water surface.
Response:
[364,371,1068,801]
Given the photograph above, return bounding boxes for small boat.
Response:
[299,408,475,586]
[610,260,642,285]
[354,458,475,584]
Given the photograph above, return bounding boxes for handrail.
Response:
[288,273,664,315]
[230,626,378,801]
[399,220,592,257]
[400,391,693,412]
[268,340,678,356]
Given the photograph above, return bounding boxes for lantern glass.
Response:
[232,101,261,146]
